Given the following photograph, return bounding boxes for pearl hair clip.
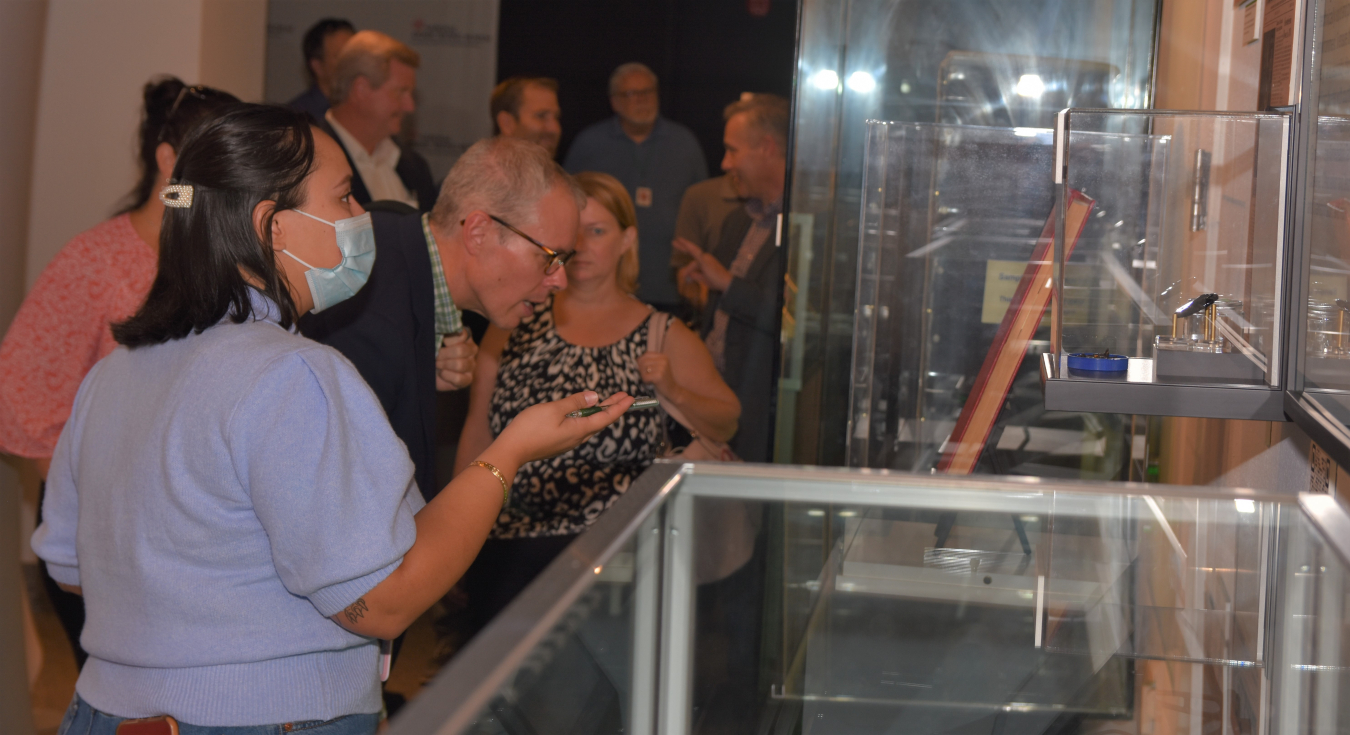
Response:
[159,184,194,209]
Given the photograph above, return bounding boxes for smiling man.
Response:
[322,30,437,212]
[672,94,789,463]
[300,137,583,504]
[491,77,563,157]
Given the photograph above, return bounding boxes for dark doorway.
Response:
[497,0,799,172]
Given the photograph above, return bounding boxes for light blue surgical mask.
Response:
[281,210,375,313]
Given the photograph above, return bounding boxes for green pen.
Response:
[566,396,661,418]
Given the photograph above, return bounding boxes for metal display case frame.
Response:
[387,461,1350,735]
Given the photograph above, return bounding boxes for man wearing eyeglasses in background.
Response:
[299,137,581,510]
[564,62,708,315]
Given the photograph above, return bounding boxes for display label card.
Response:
[982,260,1025,324]
[1311,440,1337,494]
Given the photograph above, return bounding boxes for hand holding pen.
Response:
[566,396,661,418]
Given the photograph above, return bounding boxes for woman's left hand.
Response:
[637,352,677,396]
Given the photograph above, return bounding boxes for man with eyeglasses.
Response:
[300,137,582,506]
[564,63,708,314]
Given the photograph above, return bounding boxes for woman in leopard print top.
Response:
[454,172,739,630]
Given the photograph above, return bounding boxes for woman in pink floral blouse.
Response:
[0,77,237,667]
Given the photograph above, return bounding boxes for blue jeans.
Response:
[58,694,381,735]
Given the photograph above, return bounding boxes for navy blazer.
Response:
[317,119,439,213]
[699,208,784,463]
[298,209,441,501]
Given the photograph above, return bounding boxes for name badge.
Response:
[635,186,653,207]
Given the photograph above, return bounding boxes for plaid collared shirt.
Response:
[422,213,463,348]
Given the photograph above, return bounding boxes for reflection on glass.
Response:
[778,0,1160,466]
[1304,117,1350,408]
[460,535,643,735]
[412,466,1350,735]
[849,121,1129,476]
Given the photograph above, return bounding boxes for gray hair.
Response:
[723,93,790,155]
[431,137,585,230]
[329,31,420,105]
[608,62,658,97]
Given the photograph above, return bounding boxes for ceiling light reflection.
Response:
[1015,74,1045,98]
[847,71,877,93]
[810,69,840,91]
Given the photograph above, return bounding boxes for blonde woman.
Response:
[455,171,739,631]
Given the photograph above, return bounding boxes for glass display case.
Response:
[1284,0,1350,472]
[1043,109,1291,421]
[388,461,1350,735]
[848,120,1138,477]
[777,0,1162,468]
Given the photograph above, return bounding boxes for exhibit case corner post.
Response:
[389,461,1350,735]
[780,0,1161,468]
[1282,0,1350,472]
[1043,109,1292,422]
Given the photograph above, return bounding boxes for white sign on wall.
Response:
[265,0,499,180]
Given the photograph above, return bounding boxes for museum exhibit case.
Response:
[777,0,1162,468]
[387,462,1350,735]
[1285,0,1350,473]
[1041,109,1292,421]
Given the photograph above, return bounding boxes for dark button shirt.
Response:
[564,116,708,306]
[288,85,330,125]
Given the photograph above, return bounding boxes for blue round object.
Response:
[1067,353,1129,372]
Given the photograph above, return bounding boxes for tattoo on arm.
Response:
[340,597,369,626]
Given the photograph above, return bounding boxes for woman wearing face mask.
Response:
[454,171,739,636]
[0,76,239,669]
[33,105,632,735]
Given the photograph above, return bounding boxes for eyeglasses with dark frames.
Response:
[464,214,575,274]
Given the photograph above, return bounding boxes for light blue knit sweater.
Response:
[33,292,425,726]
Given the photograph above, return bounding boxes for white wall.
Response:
[24,0,266,288]
[2,2,266,722]
[0,1,48,730]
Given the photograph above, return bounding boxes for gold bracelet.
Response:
[470,460,510,505]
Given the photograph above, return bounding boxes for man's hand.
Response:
[436,331,478,391]
[672,237,732,293]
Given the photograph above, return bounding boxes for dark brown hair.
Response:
[490,77,558,134]
[113,105,316,347]
[117,76,241,215]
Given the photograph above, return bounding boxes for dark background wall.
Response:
[496,0,799,173]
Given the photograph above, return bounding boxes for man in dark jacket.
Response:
[673,94,789,463]
[287,18,354,124]
[300,137,582,502]
[322,30,437,212]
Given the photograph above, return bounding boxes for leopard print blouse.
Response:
[487,297,664,538]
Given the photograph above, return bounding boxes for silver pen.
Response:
[566,396,661,418]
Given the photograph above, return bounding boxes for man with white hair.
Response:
[300,137,584,503]
[564,62,707,313]
[322,30,437,211]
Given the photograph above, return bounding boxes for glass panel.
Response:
[1295,0,1350,431]
[1055,110,1289,389]
[779,0,1160,466]
[1042,493,1269,667]
[1273,508,1350,734]
[457,529,651,735]
[680,472,1284,734]
[850,119,1131,476]
[1304,117,1350,403]
[410,465,1350,735]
